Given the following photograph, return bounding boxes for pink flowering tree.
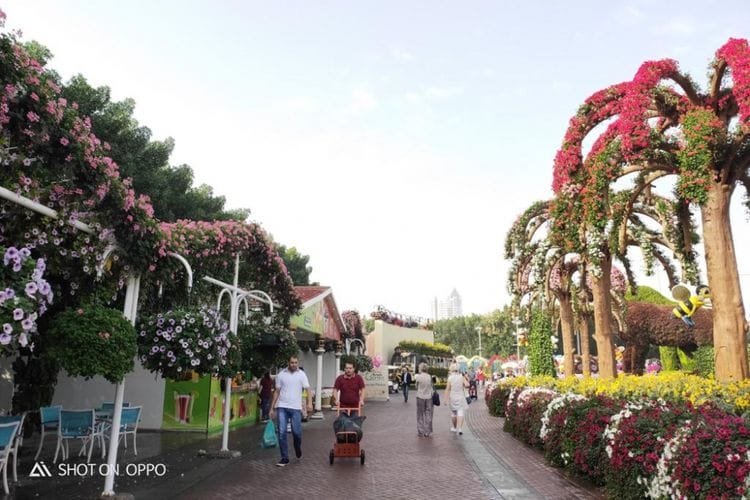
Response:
[341,310,363,340]
[0,13,161,304]
[151,219,300,323]
[551,40,750,380]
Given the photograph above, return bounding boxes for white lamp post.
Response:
[203,254,276,456]
[474,326,483,358]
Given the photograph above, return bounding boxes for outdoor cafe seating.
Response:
[32,402,140,464]
[0,420,22,494]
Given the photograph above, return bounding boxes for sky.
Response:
[3,1,750,319]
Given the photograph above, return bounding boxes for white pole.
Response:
[311,344,324,419]
[220,254,240,452]
[0,186,94,235]
[477,327,483,358]
[102,274,140,497]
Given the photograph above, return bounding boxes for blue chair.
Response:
[0,414,26,483]
[119,406,141,456]
[55,410,99,463]
[0,422,20,494]
[100,402,131,414]
[99,406,142,457]
[35,405,61,460]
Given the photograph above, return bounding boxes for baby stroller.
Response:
[468,380,478,400]
[329,406,365,465]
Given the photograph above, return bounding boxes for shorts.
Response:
[451,408,464,417]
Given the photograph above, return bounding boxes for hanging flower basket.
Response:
[137,307,237,379]
[238,323,299,377]
[0,246,54,354]
[47,305,137,383]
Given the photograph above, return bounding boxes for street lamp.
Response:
[203,254,276,456]
[474,326,483,358]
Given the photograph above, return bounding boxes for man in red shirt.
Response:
[334,361,365,416]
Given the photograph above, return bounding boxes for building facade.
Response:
[434,288,463,320]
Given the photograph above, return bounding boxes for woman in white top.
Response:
[414,362,434,437]
[444,363,469,435]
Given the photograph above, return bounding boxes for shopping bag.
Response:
[261,419,278,448]
[431,391,441,406]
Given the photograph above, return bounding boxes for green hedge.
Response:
[427,367,448,378]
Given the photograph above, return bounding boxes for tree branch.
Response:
[710,60,727,101]
[670,73,701,106]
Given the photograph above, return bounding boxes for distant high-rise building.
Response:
[435,288,462,320]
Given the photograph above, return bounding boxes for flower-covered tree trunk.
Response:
[591,254,617,379]
[557,295,576,378]
[702,184,749,381]
[578,314,591,377]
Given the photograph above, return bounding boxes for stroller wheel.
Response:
[360,449,365,465]
[329,449,334,465]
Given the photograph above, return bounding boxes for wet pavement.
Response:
[6,390,603,499]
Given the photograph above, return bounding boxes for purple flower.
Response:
[38,281,51,296]
[2,324,12,334]
[4,288,14,299]
[12,308,23,321]
[18,333,28,347]
[21,318,33,330]
[12,262,21,272]
[3,247,18,265]
[25,282,38,297]
[0,332,11,345]
[35,258,45,272]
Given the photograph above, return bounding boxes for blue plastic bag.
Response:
[261,419,277,448]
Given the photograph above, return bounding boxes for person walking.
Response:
[414,363,434,437]
[401,366,413,403]
[444,363,469,435]
[259,372,273,422]
[269,356,313,467]
[334,361,365,416]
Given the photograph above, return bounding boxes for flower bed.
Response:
[492,375,750,497]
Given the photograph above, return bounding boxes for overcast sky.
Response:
[3,1,750,318]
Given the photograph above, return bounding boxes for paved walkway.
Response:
[8,391,603,499]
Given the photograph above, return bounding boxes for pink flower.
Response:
[26,111,40,122]
[59,137,69,146]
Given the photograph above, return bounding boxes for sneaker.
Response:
[458,430,463,435]
[450,427,457,432]
[276,459,289,467]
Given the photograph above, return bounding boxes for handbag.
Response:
[431,391,440,406]
[261,419,278,448]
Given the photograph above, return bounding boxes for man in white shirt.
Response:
[270,356,313,466]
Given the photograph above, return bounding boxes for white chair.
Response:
[0,422,20,494]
